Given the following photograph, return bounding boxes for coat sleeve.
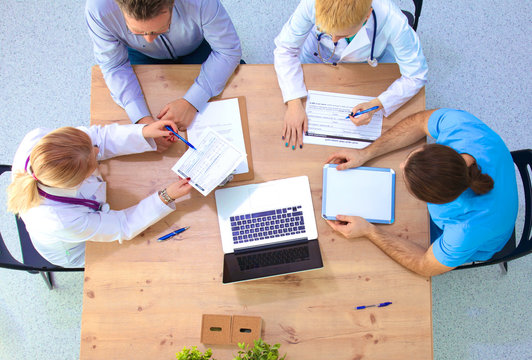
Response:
[377,12,428,116]
[273,0,315,103]
[79,123,156,160]
[55,192,175,244]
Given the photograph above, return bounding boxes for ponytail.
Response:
[404,144,495,204]
[467,162,494,195]
[7,171,42,214]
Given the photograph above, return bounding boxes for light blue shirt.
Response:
[85,0,242,122]
[427,109,518,267]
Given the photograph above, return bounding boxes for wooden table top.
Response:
[81,64,431,360]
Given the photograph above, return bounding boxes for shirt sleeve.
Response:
[431,224,482,267]
[273,0,315,103]
[183,0,242,112]
[79,123,156,160]
[55,192,175,244]
[85,4,151,122]
[377,12,428,116]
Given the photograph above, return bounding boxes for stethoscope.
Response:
[314,9,377,67]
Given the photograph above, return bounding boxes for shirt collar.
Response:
[37,183,79,197]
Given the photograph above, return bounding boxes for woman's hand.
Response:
[142,120,178,139]
[282,98,308,150]
[166,177,193,200]
[348,98,383,126]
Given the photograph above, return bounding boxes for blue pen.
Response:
[164,125,197,150]
[355,302,392,310]
[157,226,190,242]
[346,106,380,119]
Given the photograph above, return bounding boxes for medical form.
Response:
[172,128,246,196]
[303,90,384,149]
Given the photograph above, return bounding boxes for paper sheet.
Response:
[187,98,248,174]
[303,90,384,149]
[172,128,246,196]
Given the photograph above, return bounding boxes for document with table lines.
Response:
[172,128,246,196]
[187,98,249,174]
[303,90,384,149]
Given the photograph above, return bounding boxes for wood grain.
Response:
[81,64,431,360]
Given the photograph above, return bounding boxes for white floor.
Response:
[0,1,531,359]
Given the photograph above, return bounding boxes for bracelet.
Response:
[158,188,175,204]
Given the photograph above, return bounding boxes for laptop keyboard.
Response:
[230,205,306,244]
[237,244,310,271]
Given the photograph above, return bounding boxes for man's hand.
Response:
[326,215,374,239]
[157,98,197,131]
[137,116,175,153]
[282,98,307,150]
[349,98,383,126]
[325,149,369,170]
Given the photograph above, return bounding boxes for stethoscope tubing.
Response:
[315,9,377,67]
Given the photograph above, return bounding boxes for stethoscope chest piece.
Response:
[367,57,378,67]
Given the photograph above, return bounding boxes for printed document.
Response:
[172,128,246,196]
[303,90,384,149]
[187,98,248,174]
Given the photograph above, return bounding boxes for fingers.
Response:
[157,104,169,120]
[352,113,372,126]
[297,123,304,149]
[282,121,287,143]
[336,161,352,171]
[325,152,346,164]
[158,120,177,132]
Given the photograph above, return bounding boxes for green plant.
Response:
[232,339,286,360]
[176,346,215,360]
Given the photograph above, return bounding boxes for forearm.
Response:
[366,224,432,276]
[362,109,435,162]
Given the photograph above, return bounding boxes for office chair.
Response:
[0,165,84,290]
[402,0,423,31]
[454,149,532,274]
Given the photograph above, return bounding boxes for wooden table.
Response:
[81,64,431,360]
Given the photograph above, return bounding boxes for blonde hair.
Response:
[7,127,94,214]
[315,0,373,34]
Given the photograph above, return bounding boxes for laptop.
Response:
[214,176,323,284]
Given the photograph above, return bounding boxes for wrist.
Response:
[137,116,154,125]
[286,98,303,108]
[158,188,175,205]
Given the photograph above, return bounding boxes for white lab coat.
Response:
[12,124,176,268]
[274,0,428,116]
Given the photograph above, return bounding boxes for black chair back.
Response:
[402,0,423,31]
[455,149,532,271]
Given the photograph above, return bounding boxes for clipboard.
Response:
[186,96,254,182]
[322,164,395,224]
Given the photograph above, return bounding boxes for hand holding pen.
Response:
[165,125,197,150]
[347,99,383,126]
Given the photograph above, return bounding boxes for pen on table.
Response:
[157,226,190,242]
[346,106,380,119]
[355,302,392,310]
[164,125,197,150]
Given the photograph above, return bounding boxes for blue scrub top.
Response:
[427,109,518,267]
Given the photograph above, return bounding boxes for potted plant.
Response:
[232,339,286,360]
[176,346,215,360]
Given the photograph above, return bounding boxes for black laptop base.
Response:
[222,239,323,284]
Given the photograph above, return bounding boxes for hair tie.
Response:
[24,156,39,181]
